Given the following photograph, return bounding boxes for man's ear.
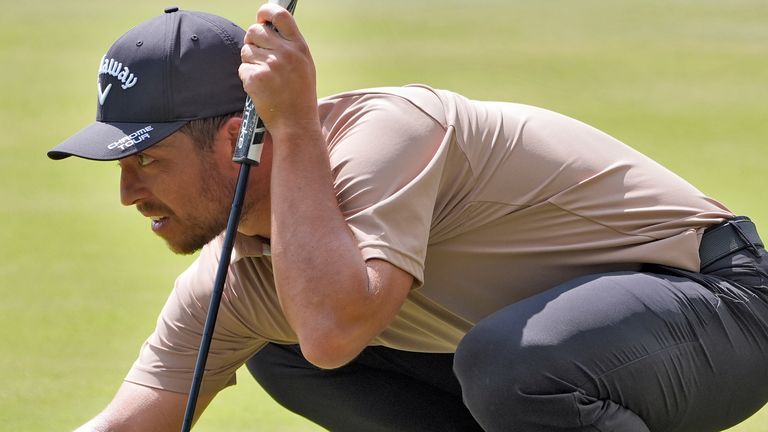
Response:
[221,116,244,152]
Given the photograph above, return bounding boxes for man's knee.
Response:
[454,315,538,419]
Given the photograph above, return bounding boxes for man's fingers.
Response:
[244,23,279,51]
[239,1,316,129]
[243,4,300,52]
[256,3,301,41]
[240,42,269,66]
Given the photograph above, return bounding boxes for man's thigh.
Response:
[246,343,483,432]
[455,271,768,432]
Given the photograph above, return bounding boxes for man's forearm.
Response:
[71,382,212,432]
[269,127,383,368]
[74,417,109,432]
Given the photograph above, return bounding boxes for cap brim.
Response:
[48,120,188,161]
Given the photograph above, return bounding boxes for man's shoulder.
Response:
[319,84,448,126]
[199,233,270,263]
[320,84,440,101]
[173,234,270,297]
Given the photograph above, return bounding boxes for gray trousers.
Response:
[247,231,768,431]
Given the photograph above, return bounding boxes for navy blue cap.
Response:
[48,8,246,160]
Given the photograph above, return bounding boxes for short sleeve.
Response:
[124,239,269,395]
[324,92,450,285]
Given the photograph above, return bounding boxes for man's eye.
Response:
[137,153,155,167]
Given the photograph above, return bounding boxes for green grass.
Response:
[1,0,766,430]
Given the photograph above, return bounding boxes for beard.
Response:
[172,163,239,255]
[138,160,246,255]
[172,172,234,255]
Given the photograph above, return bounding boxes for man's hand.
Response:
[73,382,214,432]
[239,3,318,138]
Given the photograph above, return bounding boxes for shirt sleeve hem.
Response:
[359,244,425,288]
[124,368,236,396]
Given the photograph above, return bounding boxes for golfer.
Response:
[50,5,768,432]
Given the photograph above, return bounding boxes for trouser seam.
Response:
[573,340,701,392]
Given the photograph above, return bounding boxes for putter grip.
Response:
[232,0,299,165]
[232,98,265,164]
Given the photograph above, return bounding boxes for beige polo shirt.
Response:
[125,85,733,394]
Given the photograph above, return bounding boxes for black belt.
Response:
[699,216,764,269]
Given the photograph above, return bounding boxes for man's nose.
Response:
[119,165,149,206]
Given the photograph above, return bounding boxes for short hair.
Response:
[179,111,242,152]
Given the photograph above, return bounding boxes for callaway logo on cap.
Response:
[97,56,140,106]
[48,7,247,161]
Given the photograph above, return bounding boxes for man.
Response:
[50,5,768,432]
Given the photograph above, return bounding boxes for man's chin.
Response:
[159,233,213,256]
[166,241,203,256]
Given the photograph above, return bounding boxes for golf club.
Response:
[180,1,298,430]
